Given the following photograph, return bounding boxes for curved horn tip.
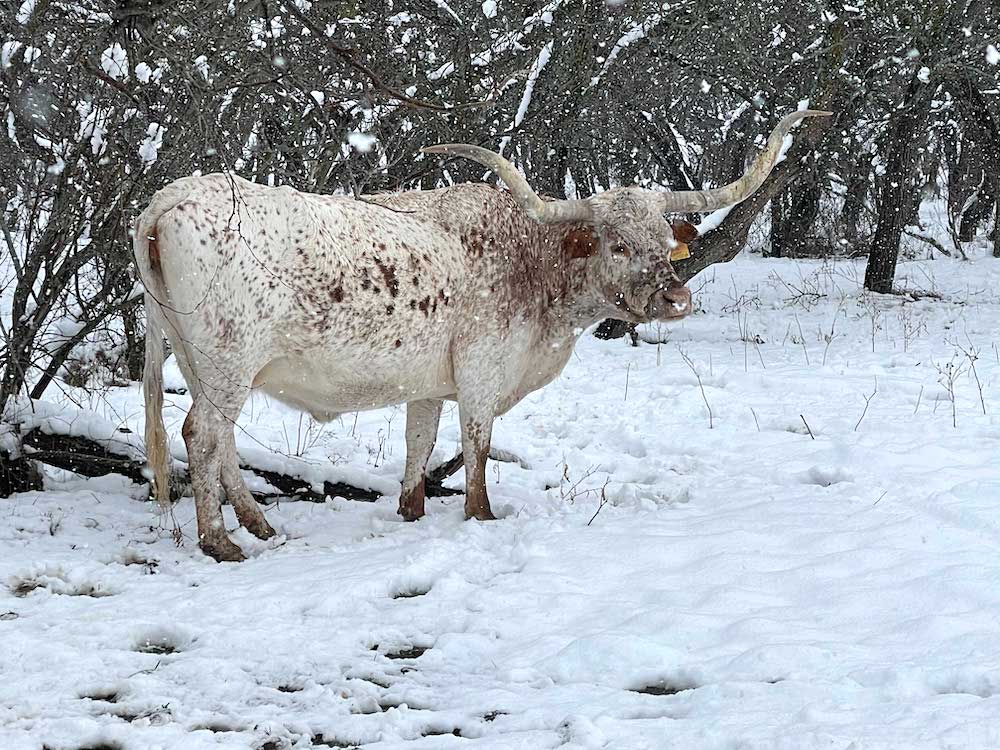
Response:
[798,109,834,117]
[420,145,450,154]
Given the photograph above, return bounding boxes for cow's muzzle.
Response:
[645,281,692,320]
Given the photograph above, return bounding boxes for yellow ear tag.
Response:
[670,242,690,261]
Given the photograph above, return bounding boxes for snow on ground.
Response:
[3,251,1000,750]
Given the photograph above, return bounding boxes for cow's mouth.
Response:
[612,282,692,322]
[644,283,692,321]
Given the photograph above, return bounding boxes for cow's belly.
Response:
[495,334,576,414]
[252,350,455,421]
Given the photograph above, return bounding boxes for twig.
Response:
[855,378,878,431]
[586,481,611,526]
[283,4,490,112]
[954,339,987,416]
[794,314,810,366]
[128,660,163,679]
[800,414,815,440]
[679,348,713,429]
[934,356,963,428]
[904,229,953,257]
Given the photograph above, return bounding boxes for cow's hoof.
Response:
[465,506,497,521]
[200,537,246,562]
[245,518,277,541]
[398,505,425,522]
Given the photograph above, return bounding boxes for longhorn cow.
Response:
[136,109,828,561]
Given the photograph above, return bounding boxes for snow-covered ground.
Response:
[3,250,1000,750]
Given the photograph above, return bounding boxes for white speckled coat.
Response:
[135,175,686,560]
[137,111,824,560]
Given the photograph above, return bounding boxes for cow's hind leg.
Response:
[399,399,443,521]
[183,396,246,562]
[221,436,276,540]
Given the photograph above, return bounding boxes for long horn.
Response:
[661,109,832,213]
[421,144,594,224]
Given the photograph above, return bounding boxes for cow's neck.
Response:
[506,219,613,339]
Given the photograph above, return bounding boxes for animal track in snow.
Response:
[131,624,192,654]
[8,567,114,598]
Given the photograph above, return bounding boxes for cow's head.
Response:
[557,189,698,323]
[423,109,830,324]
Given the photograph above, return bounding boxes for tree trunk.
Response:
[767,197,786,258]
[122,300,145,382]
[672,114,837,284]
[842,162,870,246]
[948,71,1000,244]
[993,199,1000,258]
[959,193,997,242]
[768,174,821,258]
[864,76,932,294]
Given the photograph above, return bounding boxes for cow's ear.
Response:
[563,227,599,260]
[671,220,699,244]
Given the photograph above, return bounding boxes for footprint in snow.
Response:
[131,624,193,655]
[8,568,115,598]
[796,465,854,487]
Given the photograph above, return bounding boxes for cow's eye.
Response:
[611,244,629,256]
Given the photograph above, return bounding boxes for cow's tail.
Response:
[142,294,171,508]
[133,182,193,508]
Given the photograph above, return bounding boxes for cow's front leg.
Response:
[398,399,443,521]
[459,401,497,521]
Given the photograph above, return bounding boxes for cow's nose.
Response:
[648,281,692,319]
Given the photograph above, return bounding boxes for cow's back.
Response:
[143,174,497,414]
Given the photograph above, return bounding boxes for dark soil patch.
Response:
[11,577,111,598]
[192,721,242,733]
[11,580,41,597]
[135,641,177,655]
[351,674,392,689]
[311,734,360,749]
[385,646,428,660]
[378,698,430,712]
[422,726,462,738]
[70,584,114,598]
[392,586,431,599]
[631,678,699,696]
[80,689,120,703]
